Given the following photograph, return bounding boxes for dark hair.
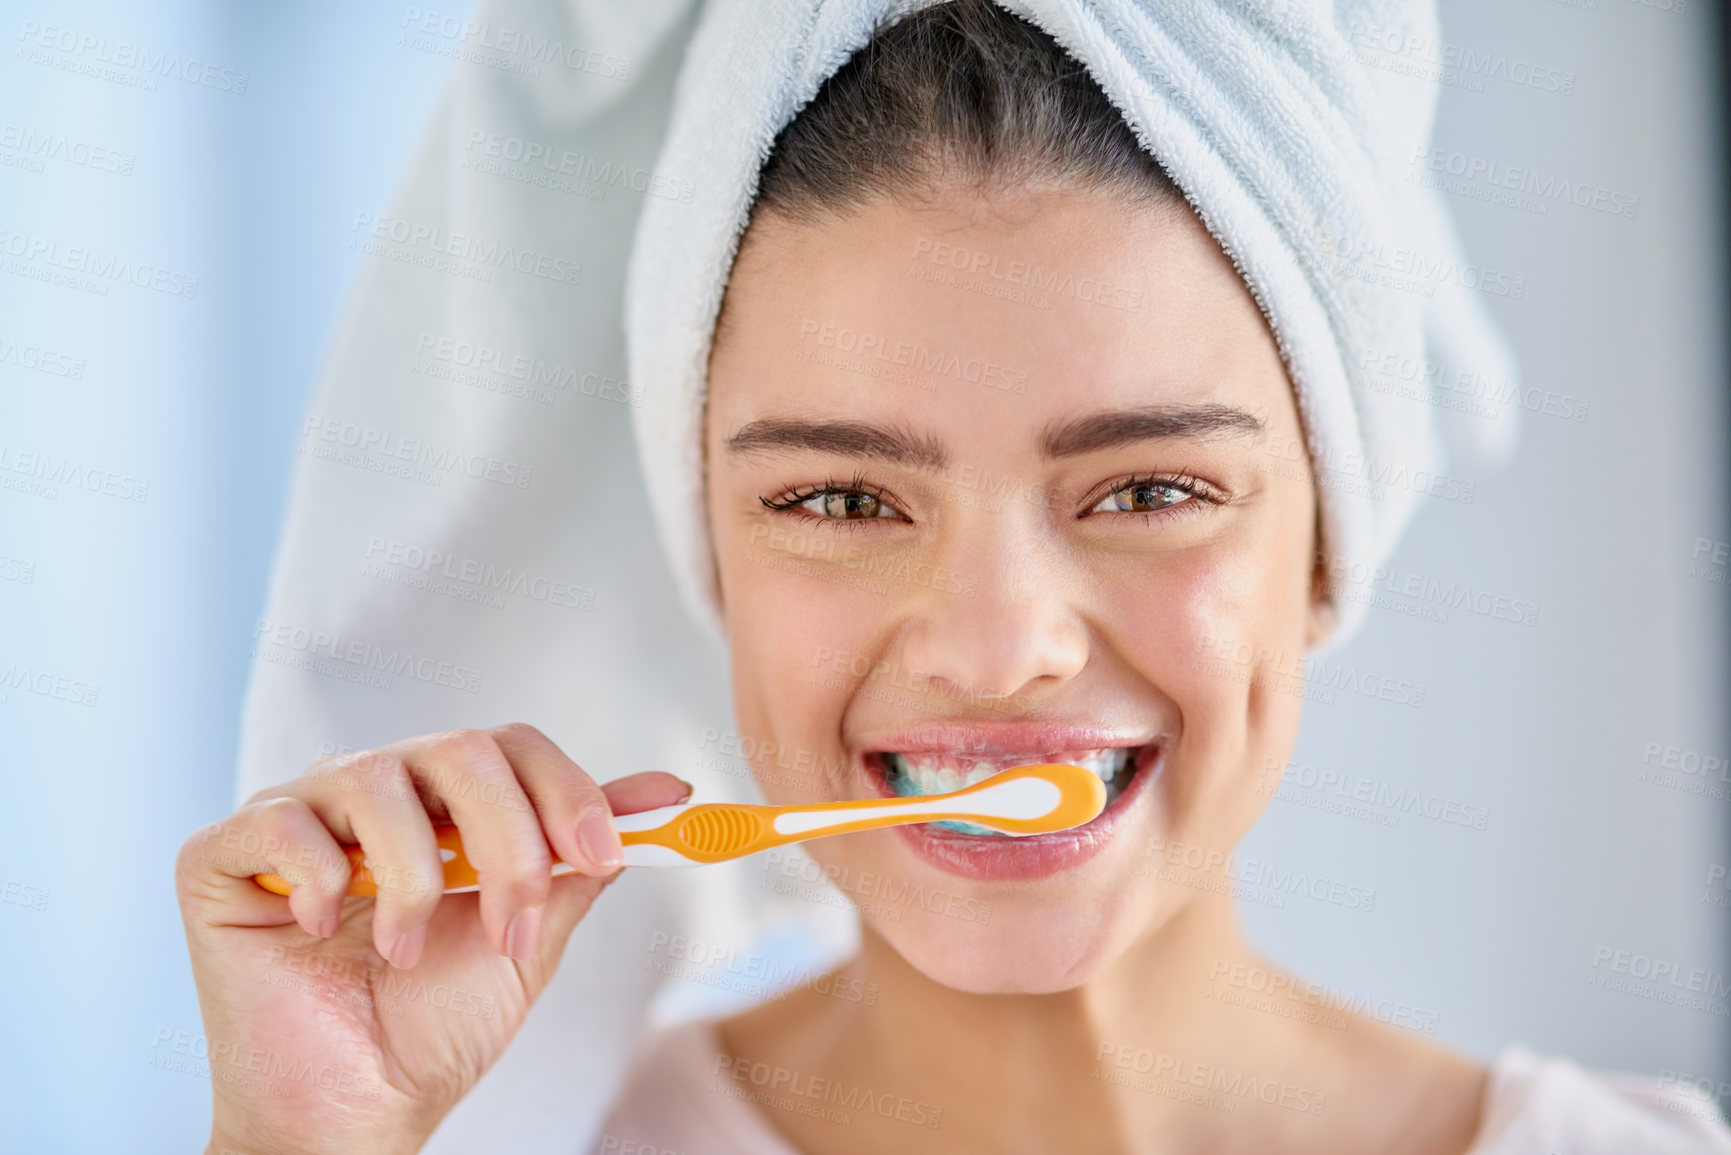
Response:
[752,0,1182,220]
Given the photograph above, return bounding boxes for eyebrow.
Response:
[726,419,947,468]
[725,403,1264,467]
[1041,403,1264,457]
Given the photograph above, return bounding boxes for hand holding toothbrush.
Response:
[174,724,690,1155]
[174,723,1103,1155]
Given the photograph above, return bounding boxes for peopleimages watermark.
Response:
[349,212,581,287]
[644,931,879,1007]
[0,658,100,707]
[251,617,483,693]
[807,646,1032,714]
[1588,946,1731,1017]
[1702,864,1731,912]
[149,1028,383,1100]
[759,847,994,926]
[1410,146,1640,220]
[1259,430,1476,507]
[299,414,534,490]
[461,130,693,204]
[0,226,200,298]
[747,524,979,598]
[710,1053,943,1129]
[15,20,249,94]
[1303,224,1527,302]
[597,1136,693,1155]
[0,875,50,912]
[1205,960,1443,1036]
[1353,347,1588,425]
[1195,635,1428,709]
[361,535,596,612]
[1139,836,1378,913]
[256,946,401,1020]
[1656,1070,1731,1125]
[0,443,148,504]
[698,728,851,790]
[1343,20,1576,97]
[1691,537,1729,587]
[1317,551,1541,630]
[795,319,1028,395]
[0,332,86,379]
[399,7,630,81]
[0,551,36,585]
[1256,756,1491,832]
[1094,1041,1327,1116]
[0,121,135,176]
[411,330,641,409]
[908,236,1142,312]
[1638,740,1731,801]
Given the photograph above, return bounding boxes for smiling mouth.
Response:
[879,747,1141,835]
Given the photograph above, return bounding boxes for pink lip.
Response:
[859,737,1163,882]
[862,722,1155,758]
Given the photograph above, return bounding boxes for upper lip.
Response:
[859,721,1158,758]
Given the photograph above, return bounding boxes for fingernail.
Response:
[674,777,695,802]
[390,924,427,969]
[578,810,623,869]
[316,913,339,939]
[504,906,543,961]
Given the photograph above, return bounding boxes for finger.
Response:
[399,728,554,962]
[174,797,351,940]
[603,770,696,815]
[528,770,698,973]
[280,749,444,968]
[488,722,627,879]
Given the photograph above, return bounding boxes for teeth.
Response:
[882,748,1137,836]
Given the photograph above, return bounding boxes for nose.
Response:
[894,521,1089,705]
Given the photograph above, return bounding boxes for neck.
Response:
[719,893,1487,1154]
[756,892,1304,1152]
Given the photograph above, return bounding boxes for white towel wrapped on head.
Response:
[626,0,1521,653]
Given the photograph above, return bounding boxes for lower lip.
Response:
[865,746,1162,881]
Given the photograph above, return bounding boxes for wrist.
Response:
[207,1126,427,1155]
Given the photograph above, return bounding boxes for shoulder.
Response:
[1468,1044,1731,1155]
[588,1017,803,1155]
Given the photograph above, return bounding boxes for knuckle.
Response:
[489,720,546,746]
[439,727,497,764]
[496,851,554,906]
[174,826,218,889]
[370,853,443,907]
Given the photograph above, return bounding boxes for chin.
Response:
[871,885,1151,994]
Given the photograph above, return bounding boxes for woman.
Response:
[176,3,1730,1152]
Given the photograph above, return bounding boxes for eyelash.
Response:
[758,470,1226,527]
[759,472,904,531]
[1083,472,1226,522]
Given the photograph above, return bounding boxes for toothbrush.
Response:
[252,763,1105,897]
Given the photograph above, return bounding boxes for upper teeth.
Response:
[884,748,1132,798]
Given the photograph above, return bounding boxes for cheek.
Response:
[713,526,894,802]
[1096,531,1310,816]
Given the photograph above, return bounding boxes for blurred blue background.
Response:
[0,1,1726,1152]
[0,3,475,1150]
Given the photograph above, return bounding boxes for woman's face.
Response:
[704,185,1325,994]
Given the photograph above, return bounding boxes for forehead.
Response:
[707,188,1293,443]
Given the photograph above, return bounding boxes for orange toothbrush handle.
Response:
[253,823,481,897]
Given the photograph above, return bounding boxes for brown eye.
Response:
[819,491,882,519]
[1094,481,1189,513]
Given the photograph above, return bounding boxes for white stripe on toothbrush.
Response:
[771,776,1061,836]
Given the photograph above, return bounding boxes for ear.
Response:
[1303,508,1336,650]
[1305,578,1336,650]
